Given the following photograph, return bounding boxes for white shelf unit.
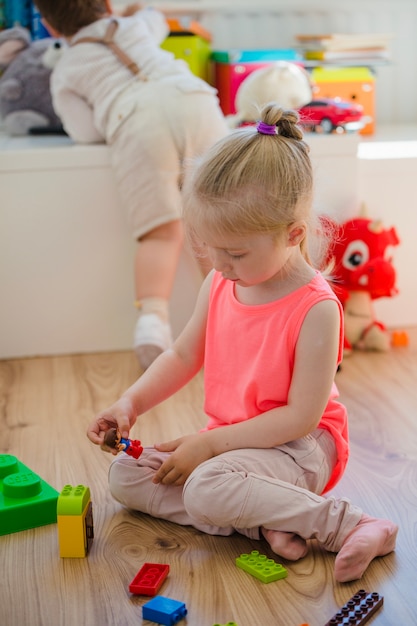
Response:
[0,131,362,359]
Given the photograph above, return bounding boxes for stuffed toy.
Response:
[0,27,64,135]
[326,216,400,353]
[227,61,313,128]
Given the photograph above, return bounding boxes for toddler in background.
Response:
[87,104,398,583]
[36,0,228,369]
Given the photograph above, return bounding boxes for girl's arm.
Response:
[153,297,341,484]
[86,272,213,446]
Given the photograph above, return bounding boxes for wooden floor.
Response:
[1,329,417,626]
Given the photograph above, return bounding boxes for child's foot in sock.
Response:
[134,313,172,370]
[261,527,308,560]
[334,514,398,582]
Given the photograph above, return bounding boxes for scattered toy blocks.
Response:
[57,484,94,557]
[129,563,170,596]
[0,454,59,536]
[236,550,288,583]
[142,596,187,626]
[325,589,383,625]
[213,623,239,626]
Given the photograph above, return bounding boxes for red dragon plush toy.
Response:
[326,216,400,353]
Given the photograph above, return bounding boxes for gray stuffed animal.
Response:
[0,27,64,135]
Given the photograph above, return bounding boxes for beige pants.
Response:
[108,429,362,552]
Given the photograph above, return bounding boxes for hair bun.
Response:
[260,103,304,141]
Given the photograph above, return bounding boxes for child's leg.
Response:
[333,513,398,582]
[134,219,183,369]
[261,528,308,560]
[108,447,236,536]
[181,433,397,582]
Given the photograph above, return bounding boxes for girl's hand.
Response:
[153,434,214,486]
[86,395,137,451]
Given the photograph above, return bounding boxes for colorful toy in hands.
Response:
[104,427,143,459]
[0,26,64,135]
[326,215,400,353]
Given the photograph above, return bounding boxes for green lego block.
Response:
[0,454,59,535]
[57,484,91,515]
[236,550,288,583]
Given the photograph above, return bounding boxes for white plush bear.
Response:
[228,61,313,128]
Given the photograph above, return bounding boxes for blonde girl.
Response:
[88,104,397,583]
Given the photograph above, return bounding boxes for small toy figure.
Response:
[104,428,143,459]
[326,215,400,353]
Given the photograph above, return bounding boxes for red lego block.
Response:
[129,563,170,596]
[325,589,383,625]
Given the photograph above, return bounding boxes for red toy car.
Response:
[298,98,364,133]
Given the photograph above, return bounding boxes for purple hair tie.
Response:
[257,121,277,135]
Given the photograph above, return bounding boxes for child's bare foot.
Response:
[261,527,308,560]
[334,514,398,582]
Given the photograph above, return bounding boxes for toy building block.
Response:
[0,454,59,536]
[142,596,187,626]
[129,563,169,596]
[213,622,239,626]
[236,550,288,583]
[57,484,94,557]
[324,589,383,625]
[391,330,409,347]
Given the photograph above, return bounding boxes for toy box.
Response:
[311,66,375,134]
[211,49,301,115]
[161,18,212,83]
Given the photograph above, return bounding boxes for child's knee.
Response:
[108,455,147,508]
[183,461,234,526]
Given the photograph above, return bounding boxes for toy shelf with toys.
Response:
[1,0,416,358]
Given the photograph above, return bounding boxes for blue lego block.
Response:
[236,550,288,583]
[142,596,187,625]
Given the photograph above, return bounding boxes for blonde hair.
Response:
[183,104,322,266]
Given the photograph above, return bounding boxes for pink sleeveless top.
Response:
[202,271,348,493]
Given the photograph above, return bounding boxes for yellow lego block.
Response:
[57,485,94,558]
